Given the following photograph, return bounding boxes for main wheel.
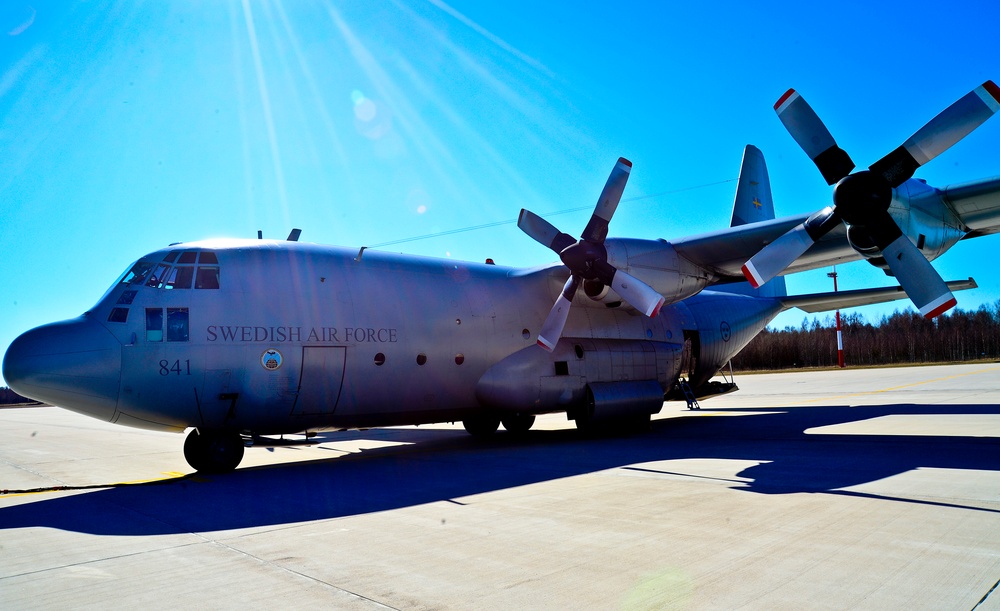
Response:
[573,408,649,436]
[501,413,535,435]
[184,429,245,473]
[463,414,501,437]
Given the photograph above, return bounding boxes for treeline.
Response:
[735,301,1000,370]
[0,387,39,405]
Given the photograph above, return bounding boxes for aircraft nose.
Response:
[2,317,121,421]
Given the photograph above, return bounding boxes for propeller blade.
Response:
[581,157,632,243]
[609,269,665,317]
[591,259,665,317]
[774,89,855,185]
[518,209,576,254]
[537,275,580,351]
[870,81,1000,187]
[880,233,956,319]
[742,207,840,287]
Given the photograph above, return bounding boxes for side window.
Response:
[195,266,220,289]
[146,308,163,342]
[167,308,189,342]
[107,307,129,323]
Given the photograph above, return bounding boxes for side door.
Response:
[291,346,346,415]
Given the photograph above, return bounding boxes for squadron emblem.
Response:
[261,349,283,371]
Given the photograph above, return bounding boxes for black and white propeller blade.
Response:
[537,276,579,351]
[773,89,855,185]
[518,157,665,352]
[743,81,1000,318]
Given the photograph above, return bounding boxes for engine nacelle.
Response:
[845,224,892,274]
[603,238,714,306]
[846,180,967,275]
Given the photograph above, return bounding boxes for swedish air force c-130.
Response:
[4,83,1000,473]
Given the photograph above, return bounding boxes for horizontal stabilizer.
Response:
[780,278,977,314]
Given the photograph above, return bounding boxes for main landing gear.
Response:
[462,413,536,437]
[184,429,245,473]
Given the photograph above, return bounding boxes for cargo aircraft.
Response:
[4,83,1000,473]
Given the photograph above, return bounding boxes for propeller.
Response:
[742,81,1000,319]
[519,158,665,351]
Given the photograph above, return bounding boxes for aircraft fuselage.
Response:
[3,240,781,437]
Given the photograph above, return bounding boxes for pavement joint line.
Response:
[204,536,399,609]
[771,365,1000,407]
[973,573,1000,610]
[0,539,206,581]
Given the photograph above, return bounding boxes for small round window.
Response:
[416,353,427,366]
[374,353,386,366]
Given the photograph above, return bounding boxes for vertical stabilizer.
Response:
[722,145,786,298]
[730,144,775,227]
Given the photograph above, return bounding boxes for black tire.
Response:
[184,429,245,473]
[574,411,649,436]
[463,414,501,437]
[501,414,535,435]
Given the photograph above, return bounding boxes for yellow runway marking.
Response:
[1,471,191,497]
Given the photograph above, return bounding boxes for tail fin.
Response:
[730,144,775,227]
[719,145,787,298]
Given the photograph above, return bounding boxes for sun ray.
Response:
[240,0,290,229]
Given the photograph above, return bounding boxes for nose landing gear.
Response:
[183,429,245,473]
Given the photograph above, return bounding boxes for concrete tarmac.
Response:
[1,363,1000,609]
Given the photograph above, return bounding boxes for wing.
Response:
[673,214,857,280]
[945,176,1000,239]
[779,278,977,314]
[675,173,1000,282]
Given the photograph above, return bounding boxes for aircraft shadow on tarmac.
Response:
[1,402,999,536]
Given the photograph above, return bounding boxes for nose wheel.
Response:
[184,429,245,473]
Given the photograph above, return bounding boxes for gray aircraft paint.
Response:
[4,139,997,471]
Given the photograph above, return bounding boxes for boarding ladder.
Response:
[679,379,700,410]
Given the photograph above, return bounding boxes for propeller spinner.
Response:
[519,158,665,351]
[742,81,1000,319]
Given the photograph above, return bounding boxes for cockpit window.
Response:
[146,308,163,342]
[163,266,194,289]
[131,251,221,290]
[167,308,189,341]
[146,263,172,288]
[196,266,220,289]
[121,260,156,285]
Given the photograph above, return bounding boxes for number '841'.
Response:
[159,359,191,376]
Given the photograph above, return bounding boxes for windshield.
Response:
[85,259,149,315]
[121,260,156,286]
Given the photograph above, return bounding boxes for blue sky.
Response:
[2,0,998,384]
